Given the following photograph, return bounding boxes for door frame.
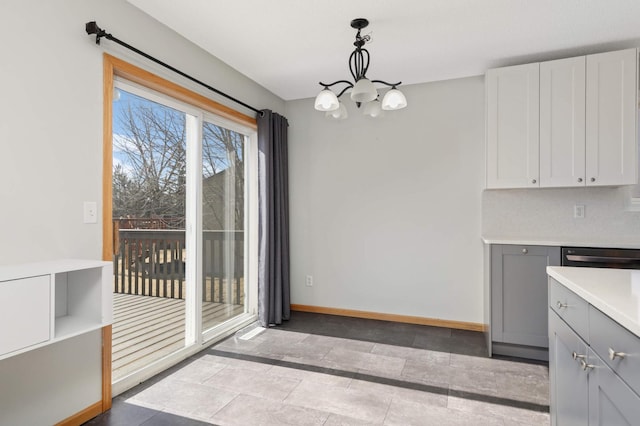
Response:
[103,54,259,397]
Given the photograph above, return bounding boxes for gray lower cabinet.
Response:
[549,277,640,425]
[588,349,640,424]
[549,310,589,425]
[491,244,560,360]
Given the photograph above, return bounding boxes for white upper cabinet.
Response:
[539,56,586,187]
[486,63,540,189]
[586,48,638,186]
[486,48,638,189]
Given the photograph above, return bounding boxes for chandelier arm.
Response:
[349,49,371,81]
[371,80,403,88]
[360,48,370,78]
[318,80,354,89]
[349,50,359,81]
[335,86,352,98]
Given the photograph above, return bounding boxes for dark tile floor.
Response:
[85,312,549,425]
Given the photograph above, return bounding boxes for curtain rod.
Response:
[85,21,263,116]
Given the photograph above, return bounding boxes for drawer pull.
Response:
[580,359,595,372]
[557,301,568,309]
[572,351,586,360]
[608,348,627,361]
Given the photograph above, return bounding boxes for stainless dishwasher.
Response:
[561,247,640,269]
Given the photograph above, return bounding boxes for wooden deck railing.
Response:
[113,229,243,304]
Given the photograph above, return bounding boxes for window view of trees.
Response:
[113,92,186,227]
[112,89,245,231]
[202,122,245,231]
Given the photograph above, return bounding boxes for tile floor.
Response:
[85,312,550,425]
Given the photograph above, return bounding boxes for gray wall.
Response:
[286,77,487,323]
[0,0,283,422]
[0,0,284,265]
[287,74,640,325]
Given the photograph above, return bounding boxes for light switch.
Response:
[84,201,97,224]
[574,204,585,219]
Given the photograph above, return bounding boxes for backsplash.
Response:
[482,185,640,241]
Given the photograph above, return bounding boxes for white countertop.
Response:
[547,266,640,337]
[484,236,640,249]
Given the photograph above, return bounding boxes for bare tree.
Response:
[202,122,245,230]
[112,93,245,231]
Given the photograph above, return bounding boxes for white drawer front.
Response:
[0,275,51,356]
[549,277,589,340]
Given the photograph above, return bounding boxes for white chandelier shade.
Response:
[381,88,408,111]
[363,98,384,118]
[326,102,349,120]
[350,78,378,103]
[314,89,340,111]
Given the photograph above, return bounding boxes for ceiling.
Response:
[127,0,640,101]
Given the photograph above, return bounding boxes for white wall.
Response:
[0,1,284,422]
[286,76,486,324]
[0,0,284,265]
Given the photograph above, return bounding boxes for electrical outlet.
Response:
[84,201,97,223]
[305,275,313,287]
[574,204,585,219]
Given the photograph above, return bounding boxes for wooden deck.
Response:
[112,293,244,381]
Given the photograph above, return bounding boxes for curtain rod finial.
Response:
[85,21,106,44]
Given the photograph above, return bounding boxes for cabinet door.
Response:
[491,245,560,348]
[589,305,640,396]
[549,310,589,426]
[0,275,51,356]
[588,349,640,425]
[486,63,540,189]
[585,48,638,186]
[540,56,586,187]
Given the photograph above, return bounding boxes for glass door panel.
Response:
[111,87,187,381]
[201,120,247,333]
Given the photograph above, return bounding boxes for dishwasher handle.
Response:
[565,255,640,264]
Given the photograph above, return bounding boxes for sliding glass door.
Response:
[110,79,255,385]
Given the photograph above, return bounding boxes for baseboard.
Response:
[491,341,549,362]
[290,304,485,332]
[54,401,103,426]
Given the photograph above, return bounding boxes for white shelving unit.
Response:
[0,259,112,361]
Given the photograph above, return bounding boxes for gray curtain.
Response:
[257,110,290,326]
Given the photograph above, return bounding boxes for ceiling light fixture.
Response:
[314,18,407,120]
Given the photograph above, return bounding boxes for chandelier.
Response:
[314,18,407,120]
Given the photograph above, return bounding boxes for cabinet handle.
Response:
[572,351,586,360]
[522,248,528,254]
[531,179,537,184]
[577,178,583,183]
[590,177,596,182]
[580,359,595,372]
[608,348,627,361]
[557,301,568,309]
